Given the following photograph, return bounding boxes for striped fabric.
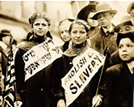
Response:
[4,34,17,107]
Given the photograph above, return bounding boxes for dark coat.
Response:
[100,63,133,107]
[90,27,118,55]
[110,50,122,66]
[60,41,70,52]
[50,42,102,107]
[15,35,56,107]
[0,46,7,95]
[88,26,100,38]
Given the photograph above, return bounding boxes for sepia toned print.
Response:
[0,1,134,107]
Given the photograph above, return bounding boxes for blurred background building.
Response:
[0,1,132,44]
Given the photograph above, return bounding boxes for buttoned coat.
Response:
[50,41,102,107]
[90,27,118,55]
[15,34,56,107]
[0,46,7,95]
[100,63,133,107]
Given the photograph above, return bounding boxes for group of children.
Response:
[0,1,134,107]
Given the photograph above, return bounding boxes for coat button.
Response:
[41,88,43,91]
[69,62,72,65]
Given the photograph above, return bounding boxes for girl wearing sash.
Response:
[50,19,102,107]
[15,12,56,107]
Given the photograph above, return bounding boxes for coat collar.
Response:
[63,40,90,57]
[101,24,115,36]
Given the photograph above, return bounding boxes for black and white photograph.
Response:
[0,1,134,107]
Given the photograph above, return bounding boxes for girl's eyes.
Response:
[34,23,47,26]
[72,31,86,34]
[35,23,40,26]
[80,31,86,34]
[72,31,77,34]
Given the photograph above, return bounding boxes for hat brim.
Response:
[92,10,117,19]
[115,21,133,32]
[77,4,96,21]
[0,33,10,37]
[127,1,134,14]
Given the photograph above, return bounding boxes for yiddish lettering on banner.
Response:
[23,39,63,81]
[61,48,105,106]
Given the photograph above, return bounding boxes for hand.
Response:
[92,94,103,107]
[0,96,3,106]
[57,99,66,107]
[16,101,23,107]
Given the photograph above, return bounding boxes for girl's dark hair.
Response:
[116,32,134,46]
[29,12,51,27]
[68,19,89,33]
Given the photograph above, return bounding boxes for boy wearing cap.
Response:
[90,2,118,55]
[111,15,134,66]
[92,32,134,107]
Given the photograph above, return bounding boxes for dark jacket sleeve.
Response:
[50,57,65,100]
[15,49,26,96]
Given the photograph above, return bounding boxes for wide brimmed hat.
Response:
[77,4,96,21]
[92,3,117,19]
[127,1,134,14]
[0,29,11,37]
[115,15,134,33]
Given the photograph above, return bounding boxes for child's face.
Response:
[59,21,71,42]
[70,23,87,45]
[32,18,48,36]
[87,12,98,27]
[2,36,10,45]
[119,38,134,62]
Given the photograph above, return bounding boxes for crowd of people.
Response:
[0,1,134,107]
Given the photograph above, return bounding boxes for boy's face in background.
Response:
[2,36,10,46]
[97,12,113,28]
[119,38,134,62]
[87,12,98,27]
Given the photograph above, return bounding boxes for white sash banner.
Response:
[61,48,105,106]
[23,38,63,81]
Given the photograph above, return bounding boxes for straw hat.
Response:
[127,1,134,14]
[92,2,117,19]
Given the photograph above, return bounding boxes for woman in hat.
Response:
[0,29,17,55]
[50,19,100,107]
[92,32,134,107]
[77,2,99,38]
[15,12,57,107]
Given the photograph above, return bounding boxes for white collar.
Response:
[127,61,134,74]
